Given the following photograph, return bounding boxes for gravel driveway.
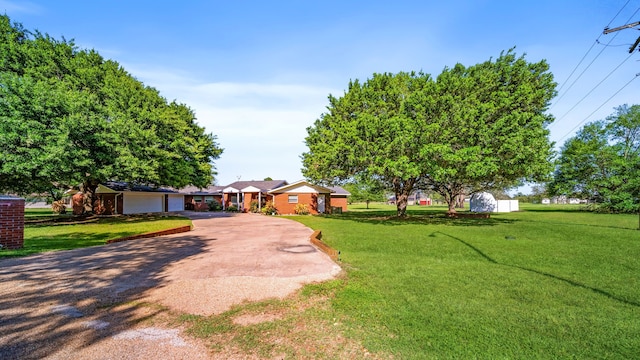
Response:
[0,212,341,359]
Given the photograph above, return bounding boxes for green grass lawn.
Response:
[285,203,640,358]
[1,214,192,258]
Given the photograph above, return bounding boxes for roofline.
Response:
[268,180,334,194]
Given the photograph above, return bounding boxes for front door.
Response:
[317,194,325,213]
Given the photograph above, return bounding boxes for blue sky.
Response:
[2,0,639,189]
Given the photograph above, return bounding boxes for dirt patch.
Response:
[233,312,284,326]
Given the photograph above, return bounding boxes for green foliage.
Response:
[208,200,222,211]
[260,201,277,215]
[549,104,640,213]
[513,184,548,203]
[226,205,238,212]
[302,49,555,216]
[0,15,223,201]
[249,200,259,213]
[294,203,310,215]
[343,179,386,208]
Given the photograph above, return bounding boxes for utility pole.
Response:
[603,22,640,228]
[603,21,640,53]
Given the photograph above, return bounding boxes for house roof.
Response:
[327,186,351,196]
[268,180,334,194]
[102,181,178,193]
[178,185,224,195]
[223,180,288,193]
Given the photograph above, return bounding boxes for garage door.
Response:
[167,194,184,212]
[123,193,163,214]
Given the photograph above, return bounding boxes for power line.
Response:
[553,0,631,98]
[556,72,640,143]
[551,51,636,127]
[552,31,623,108]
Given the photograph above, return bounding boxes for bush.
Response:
[249,200,260,213]
[226,205,238,212]
[294,203,310,215]
[208,201,222,211]
[51,200,66,214]
[261,201,277,215]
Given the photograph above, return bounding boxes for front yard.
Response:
[1,210,191,258]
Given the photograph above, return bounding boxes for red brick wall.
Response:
[0,197,25,249]
[331,195,348,212]
[273,193,331,214]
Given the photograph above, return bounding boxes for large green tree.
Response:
[302,50,556,216]
[549,104,640,213]
[0,15,223,208]
[303,71,433,216]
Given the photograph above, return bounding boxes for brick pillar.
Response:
[0,195,25,250]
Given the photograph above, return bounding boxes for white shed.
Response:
[470,192,497,212]
[470,192,519,213]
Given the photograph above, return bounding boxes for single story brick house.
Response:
[222,180,288,211]
[67,181,184,215]
[268,180,335,215]
[65,180,350,215]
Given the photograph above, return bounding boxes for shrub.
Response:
[51,200,66,214]
[226,205,238,212]
[249,200,260,213]
[208,201,222,211]
[294,203,310,215]
[261,201,277,215]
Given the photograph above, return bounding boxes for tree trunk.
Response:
[455,193,465,209]
[81,180,99,214]
[366,200,370,209]
[396,192,408,217]
[393,177,416,217]
[447,199,456,214]
[439,186,462,214]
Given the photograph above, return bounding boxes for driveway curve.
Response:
[0,212,340,359]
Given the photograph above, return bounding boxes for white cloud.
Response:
[126,66,340,185]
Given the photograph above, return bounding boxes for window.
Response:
[288,195,298,203]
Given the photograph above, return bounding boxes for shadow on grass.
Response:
[0,231,158,258]
[0,232,208,358]
[25,214,188,227]
[324,209,516,227]
[432,231,640,308]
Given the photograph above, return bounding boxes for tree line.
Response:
[0,15,222,208]
[549,104,640,213]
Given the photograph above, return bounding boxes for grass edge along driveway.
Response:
[285,204,640,359]
[1,213,192,258]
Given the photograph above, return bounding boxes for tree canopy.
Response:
[0,15,222,205]
[302,50,556,216]
[548,104,640,213]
